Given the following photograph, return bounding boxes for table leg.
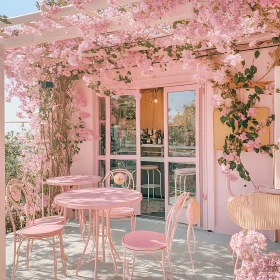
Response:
[94,210,100,280]
[105,209,118,277]
[76,210,94,276]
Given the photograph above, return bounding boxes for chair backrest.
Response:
[6,179,36,234]
[101,168,135,189]
[165,192,190,249]
[228,193,280,230]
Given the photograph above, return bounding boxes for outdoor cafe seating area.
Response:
[2,1,280,279]
[5,170,201,280]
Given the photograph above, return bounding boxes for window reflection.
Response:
[168,91,196,157]
[99,98,106,155]
[110,160,136,188]
[98,160,106,187]
[168,163,196,205]
[110,96,136,155]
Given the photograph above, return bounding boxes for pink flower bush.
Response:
[230,230,280,279]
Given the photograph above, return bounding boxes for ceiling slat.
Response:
[0,0,138,29]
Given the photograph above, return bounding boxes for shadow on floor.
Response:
[7,218,279,279]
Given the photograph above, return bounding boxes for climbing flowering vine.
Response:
[214,49,280,182]
[3,1,280,200]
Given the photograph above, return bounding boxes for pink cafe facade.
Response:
[1,1,280,279]
[72,47,280,239]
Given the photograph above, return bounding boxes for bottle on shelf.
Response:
[147,134,151,144]
[157,130,162,145]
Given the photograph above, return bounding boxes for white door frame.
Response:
[95,93,141,215]
[164,85,201,226]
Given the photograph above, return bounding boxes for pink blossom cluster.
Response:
[244,138,262,152]
[41,3,60,18]
[230,230,280,279]
[221,164,239,182]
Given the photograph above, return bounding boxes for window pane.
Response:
[98,160,106,187]
[111,96,136,155]
[99,97,106,155]
[110,160,136,188]
[168,162,196,205]
[168,90,196,157]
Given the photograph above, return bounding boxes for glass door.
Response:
[96,94,141,215]
[164,86,200,225]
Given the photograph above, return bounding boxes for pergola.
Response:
[1,1,280,278]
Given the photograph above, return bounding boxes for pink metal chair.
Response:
[186,197,200,272]
[122,192,190,280]
[100,169,136,231]
[6,179,67,280]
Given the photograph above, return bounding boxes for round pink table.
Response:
[46,175,102,239]
[46,175,102,189]
[54,188,142,279]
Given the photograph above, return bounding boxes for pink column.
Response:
[0,43,6,279]
[274,66,280,189]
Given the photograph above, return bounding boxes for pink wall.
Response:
[70,81,96,188]
[74,46,279,239]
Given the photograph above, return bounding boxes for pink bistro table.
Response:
[46,175,102,190]
[46,175,102,238]
[54,187,142,279]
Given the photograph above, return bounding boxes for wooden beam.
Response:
[230,81,273,89]
[0,32,9,38]
[0,26,80,49]
[24,22,40,29]
[0,43,6,280]
[0,0,139,29]
[0,2,193,49]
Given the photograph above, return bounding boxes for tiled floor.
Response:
[6,218,280,279]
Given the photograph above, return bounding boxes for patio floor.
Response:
[6,218,280,279]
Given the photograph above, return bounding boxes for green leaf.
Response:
[220,116,227,123]
[255,86,263,94]
[234,74,239,84]
[0,15,11,24]
[229,161,236,170]
[254,50,260,58]
[241,60,245,67]
[272,37,280,44]
[193,8,199,15]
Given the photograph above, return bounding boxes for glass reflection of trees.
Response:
[99,98,106,155]
[110,96,136,155]
[168,91,196,157]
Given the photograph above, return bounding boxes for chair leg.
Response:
[52,236,58,280]
[131,215,136,231]
[131,253,136,279]
[59,233,67,276]
[187,225,194,272]
[26,239,31,271]
[101,211,106,262]
[123,248,126,280]
[14,238,24,276]
[167,250,174,280]
[12,236,18,280]
[30,239,34,252]
[161,251,167,280]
